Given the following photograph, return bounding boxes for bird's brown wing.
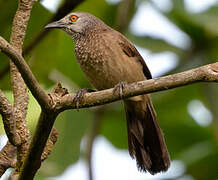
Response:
[117,33,152,79]
[115,32,170,174]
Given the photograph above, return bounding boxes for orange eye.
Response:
[70,15,78,22]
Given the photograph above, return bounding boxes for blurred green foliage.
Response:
[0,0,218,179]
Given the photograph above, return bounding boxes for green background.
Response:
[0,0,218,179]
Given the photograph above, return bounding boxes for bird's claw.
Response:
[73,88,95,110]
[113,82,127,99]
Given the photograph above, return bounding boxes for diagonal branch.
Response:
[0,36,50,109]
[23,0,85,55]
[0,31,218,180]
[2,33,217,112]
[19,62,217,180]
[0,0,85,80]
[41,128,59,162]
[18,84,67,180]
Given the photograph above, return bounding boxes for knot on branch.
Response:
[211,62,218,73]
[203,62,218,82]
[48,83,69,110]
[20,0,35,8]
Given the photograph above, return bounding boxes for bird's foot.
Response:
[73,88,96,110]
[113,82,127,99]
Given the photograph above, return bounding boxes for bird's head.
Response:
[45,12,106,39]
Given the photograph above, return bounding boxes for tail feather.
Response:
[124,95,170,174]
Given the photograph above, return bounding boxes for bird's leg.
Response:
[73,88,96,110]
[113,82,127,99]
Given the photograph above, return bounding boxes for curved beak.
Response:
[45,20,66,29]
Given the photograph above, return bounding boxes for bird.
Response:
[45,12,170,174]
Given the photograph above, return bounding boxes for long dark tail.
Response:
[124,95,170,174]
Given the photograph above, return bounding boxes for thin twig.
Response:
[0,141,17,177]
[41,128,59,162]
[0,90,20,145]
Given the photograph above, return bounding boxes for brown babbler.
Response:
[45,12,170,174]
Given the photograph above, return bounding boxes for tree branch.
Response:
[0,29,218,179]
[41,127,59,162]
[0,0,85,80]
[2,34,217,112]
[8,0,38,177]
[57,62,218,110]
[0,141,17,177]
[18,84,67,180]
[0,36,50,109]
[23,0,85,55]
[0,90,20,145]
[18,111,57,179]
